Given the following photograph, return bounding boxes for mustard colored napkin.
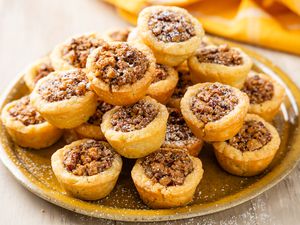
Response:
[104,0,300,54]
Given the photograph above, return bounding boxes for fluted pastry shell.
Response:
[86,41,156,106]
[1,98,62,149]
[137,6,204,66]
[181,83,249,142]
[213,114,280,176]
[51,139,122,200]
[188,46,252,88]
[131,149,203,208]
[101,96,168,158]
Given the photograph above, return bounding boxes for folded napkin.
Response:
[105,0,300,54]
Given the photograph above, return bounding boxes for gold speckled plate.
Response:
[1,38,300,222]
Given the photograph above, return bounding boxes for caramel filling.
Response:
[108,28,131,42]
[63,140,115,176]
[111,100,158,132]
[34,63,54,83]
[62,35,105,68]
[148,10,196,43]
[141,149,193,186]
[8,96,45,126]
[87,101,114,125]
[152,64,169,83]
[242,75,274,104]
[191,84,238,124]
[228,120,272,152]
[197,44,243,66]
[165,108,195,143]
[92,43,149,89]
[172,71,192,99]
[38,70,89,102]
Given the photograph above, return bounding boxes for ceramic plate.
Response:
[1,38,300,222]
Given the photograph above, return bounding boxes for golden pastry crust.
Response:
[188,44,253,88]
[101,96,168,158]
[30,69,97,129]
[242,72,285,121]
[102,27,133,42]
[51,139,122,200]
[147,64,179,104]
[1,96,62,149]
[24,57,55,91]
[86,41,156,106]
[50,32,105,71]
[131,149,203,208]
[127,28,144,43]
[213,114,280,176]
[181,82,249,142]
[137,6,204,66]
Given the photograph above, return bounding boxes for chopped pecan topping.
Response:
[111,100,158,132]
[242,75,274,104]
[63,140,115,176]
[197,44,243,66]
[148,10,196,42]
[228,120,272,152]
[191,83,238,124]
[108,28,131,42]
[87,101,114,125]
[38,70,89,102]
[172,70,192,99]
[141,149,193,186]
[8,96,45,126]
[62,35,105,68]
[34,63,54,83]
[92,43,149,88]
[152,64,169,83]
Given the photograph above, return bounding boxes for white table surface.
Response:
[1,0,300,224]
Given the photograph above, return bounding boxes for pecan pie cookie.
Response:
[51,139,122,200]
[162,108,203,156]
[131,148,203,208]
[146,63,178,104]
[86,41,156,105]
[181,83,249,142]
[50,32,105,70]
[1,96,62,149]
[24,57,55,91]
[188,44,252,88]
[213,114,280,176]
[102,27,133,42]
[242,72,285,121]
[30,69,97,129]
[101,96,168,158]
[74,101,114,140]
[137,6,204,66]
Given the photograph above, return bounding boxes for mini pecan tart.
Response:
[101,96,168,158]
[30,69,97,129]
[24,57,55,91]
[162,108,203,156]
[86,41,156,106]
[1,96,62,149]
[146,63,178,104]
[137,6,204,66]
[131,148,203,208]
[50,32,105,70]
[181,83,249,142]
[213,114,280,176]
[51,139,122,200]
[167,69,193,109]
[102,27,133,42]
[188,44,253,88]
[242,72,285,121]
[74,101,114,140]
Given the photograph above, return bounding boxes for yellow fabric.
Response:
[104,0,300,54]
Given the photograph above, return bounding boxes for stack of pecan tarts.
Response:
[1,6,285,208]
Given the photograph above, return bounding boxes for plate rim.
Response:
[1,39,300,222]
